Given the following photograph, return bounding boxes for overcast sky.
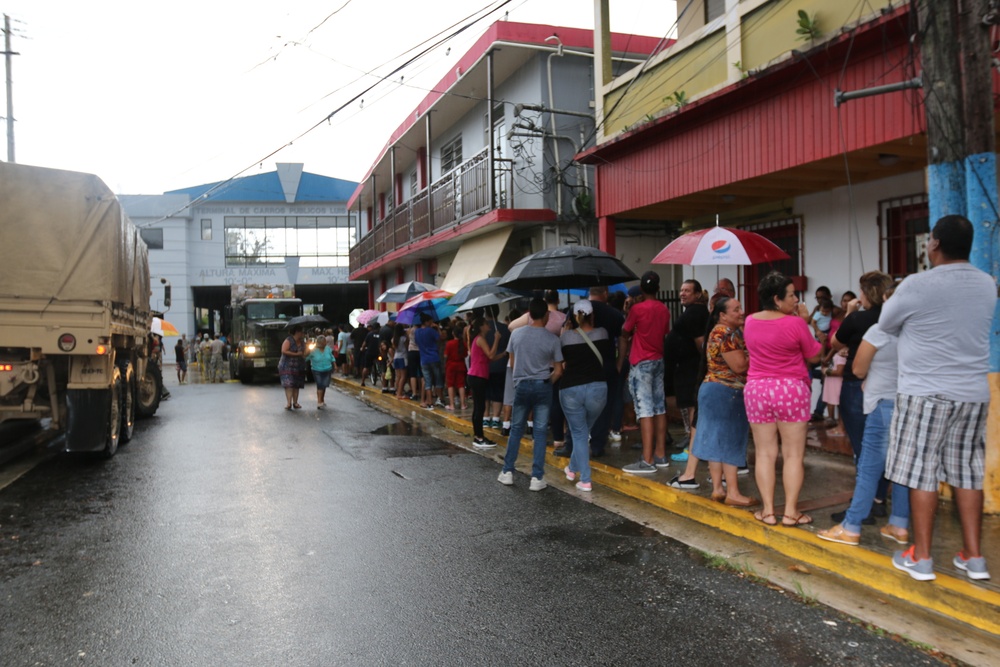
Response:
[1,1,675,194]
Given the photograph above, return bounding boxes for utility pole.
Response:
[918,0,1000,512]
[2,14,17,163]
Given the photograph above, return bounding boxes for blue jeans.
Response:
[502,380,552,480]
[843,399,911,533]
[559,381,608,484]
[839,380,865,460]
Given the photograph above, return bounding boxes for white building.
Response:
[122,163,364,337]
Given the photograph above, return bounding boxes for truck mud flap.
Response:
[65,388,113,453]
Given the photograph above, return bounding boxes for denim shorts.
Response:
[627,359,665,419]
[312,370,331,390]
[421,361,444,389]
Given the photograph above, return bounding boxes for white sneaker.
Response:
[497,471,514,486]
[529,477,547,491]
[610,431,622,442]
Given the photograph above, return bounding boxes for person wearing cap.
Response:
[498,298,564,491]
[619,271,671,474]
[558,300,613,492]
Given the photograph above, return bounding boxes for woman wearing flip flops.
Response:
[279,324,308,410]
[743,273,823,527]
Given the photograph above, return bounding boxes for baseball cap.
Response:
[640,271,660,293]
[573,299,593,316]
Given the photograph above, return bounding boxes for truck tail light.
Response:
[58,334,77,352]
[0,363,12,372]
[96,344,108,355]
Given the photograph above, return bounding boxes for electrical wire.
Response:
[138,0,517,228]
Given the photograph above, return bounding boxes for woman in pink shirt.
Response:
[743,272,823,527]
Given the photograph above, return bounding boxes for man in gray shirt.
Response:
[881,215,995,581]
[498,298,564,491]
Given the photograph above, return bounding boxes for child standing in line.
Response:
[822,347,847,436]
[444,323,468,411]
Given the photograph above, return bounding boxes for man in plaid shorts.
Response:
[881,215,995,581]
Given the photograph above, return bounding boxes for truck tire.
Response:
[239,361,254,384]
[137,362,162,418]
[103,369,123,458]
[119,361,136,443]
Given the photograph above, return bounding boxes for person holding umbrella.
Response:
[620,272,672,475]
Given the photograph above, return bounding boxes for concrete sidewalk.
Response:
[332,373,1000,638]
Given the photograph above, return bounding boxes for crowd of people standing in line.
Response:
[271,214,991,583]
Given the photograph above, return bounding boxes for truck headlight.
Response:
[244,345,257,355]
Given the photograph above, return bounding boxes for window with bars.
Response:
[878,193,930,281]
[705,0,726,22]
[440,135,463,174]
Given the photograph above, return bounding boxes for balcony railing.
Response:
[350,147,512,275]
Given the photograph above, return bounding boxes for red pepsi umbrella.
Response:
[652,225,789,266]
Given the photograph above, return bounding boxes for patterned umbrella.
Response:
[396,297,457,325]
[356,309,380,326]
[375,280,439,304]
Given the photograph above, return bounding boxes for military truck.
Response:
[227,284,303,383]
[0,162,161,456]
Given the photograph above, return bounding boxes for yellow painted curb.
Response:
[337,377,1000,635]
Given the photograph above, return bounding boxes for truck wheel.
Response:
[137,362,162,418]
[119,361,136,443]
[103,367,122,458]
[239,363,254,384]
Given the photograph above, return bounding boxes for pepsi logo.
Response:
[711,240,731,254]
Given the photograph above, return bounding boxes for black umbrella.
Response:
[448,277,528,307]
[498,245,638,290]
[375,280,438,304]
[286,314,330,328]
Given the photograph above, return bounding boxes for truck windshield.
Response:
[246,301,303,321]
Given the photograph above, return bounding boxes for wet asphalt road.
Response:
[0,382,942,666]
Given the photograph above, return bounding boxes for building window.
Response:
[410,170,419,197]
[224,215,356,267]
[705,0,725,22]
[140,228,163,250]
[201,219,213,240]
[440,135,463,174]
[879,193,930,281]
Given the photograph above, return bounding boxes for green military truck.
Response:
[226,284,303,383]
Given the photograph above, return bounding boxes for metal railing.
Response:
[350,148,512,274]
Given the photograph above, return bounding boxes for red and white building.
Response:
[347,21,661,305]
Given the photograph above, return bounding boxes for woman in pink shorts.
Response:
[743,272,823,527]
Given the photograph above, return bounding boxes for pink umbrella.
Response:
[356,309,380,326]
[652,225,790,266]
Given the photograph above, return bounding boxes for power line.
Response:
[139,0,516,229]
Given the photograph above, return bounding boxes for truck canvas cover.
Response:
[0,162,151,309]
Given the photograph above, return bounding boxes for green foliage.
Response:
[662,90,689,110]
[733,60,749,79]
[796,9,821,42]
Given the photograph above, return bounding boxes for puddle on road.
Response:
[605,521,660,538]
[371,421,428,437]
